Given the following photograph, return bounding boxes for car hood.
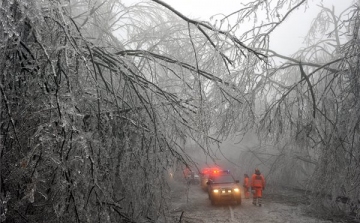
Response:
[211,183,239,189]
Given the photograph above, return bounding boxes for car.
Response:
[206,172,242,205]
[200,167,221,190]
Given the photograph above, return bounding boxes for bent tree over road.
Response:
[1,0,359,222]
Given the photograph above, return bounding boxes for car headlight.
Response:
[213,189,219,193]
[233,188,240,192]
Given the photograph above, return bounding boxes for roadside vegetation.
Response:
[1,0,359,222]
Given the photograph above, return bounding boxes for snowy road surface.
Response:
[169,183,333,223]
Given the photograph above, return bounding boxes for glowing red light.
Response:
[202,168,210,174]
[202,167,222,175]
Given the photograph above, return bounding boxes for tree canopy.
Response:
[1,0,359,222]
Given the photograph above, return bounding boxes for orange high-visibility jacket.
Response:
[251,173,265,188]
[243,177,250,188]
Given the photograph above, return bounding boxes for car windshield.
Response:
[212,175,234,184]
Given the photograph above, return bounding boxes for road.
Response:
[169,182,333,223]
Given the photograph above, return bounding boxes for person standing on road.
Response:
[243,174,250,199]
[251,168,265,206]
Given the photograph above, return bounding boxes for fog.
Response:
[1,0,359,222]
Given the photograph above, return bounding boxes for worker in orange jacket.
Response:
[251,168,266,206]
[243,174,250,199]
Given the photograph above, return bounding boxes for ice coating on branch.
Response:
[0,0,44,43]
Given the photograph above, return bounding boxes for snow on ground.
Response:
[168,181,337,223]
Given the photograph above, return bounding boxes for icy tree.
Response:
[0,0,264,222]
[226,0,360,218]
[1,0,359,222]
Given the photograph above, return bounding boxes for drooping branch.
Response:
[261,49,340,73]
[299,62,316,118]
[151,0,267,61]
[116,49,240,90]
